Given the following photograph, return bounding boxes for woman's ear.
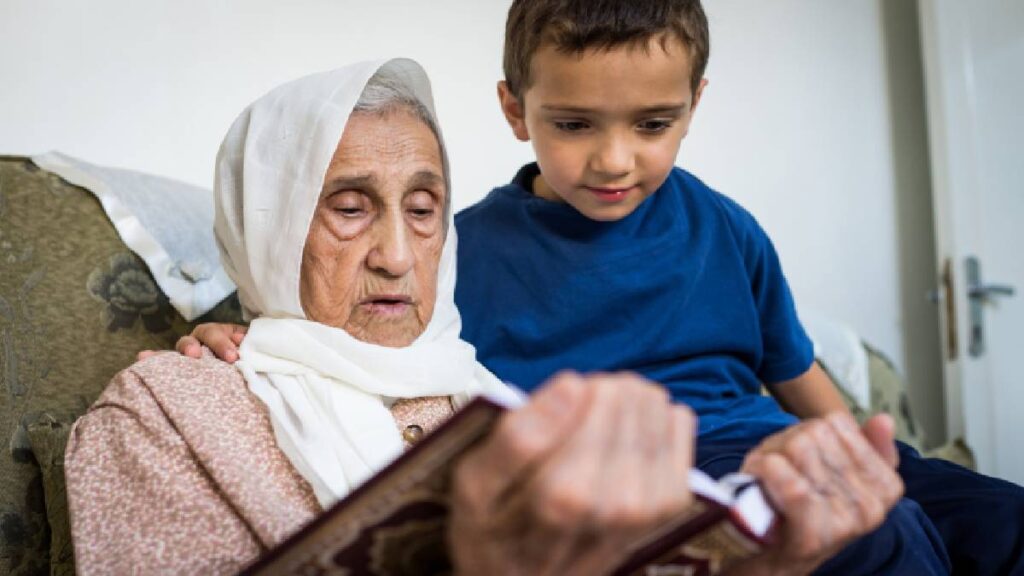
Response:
[497,81,530,142]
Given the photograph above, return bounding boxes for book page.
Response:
[689,469,774,538]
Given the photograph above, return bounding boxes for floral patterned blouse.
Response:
[65,351,454,575]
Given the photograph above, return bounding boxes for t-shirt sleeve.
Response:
[728,204,815,385]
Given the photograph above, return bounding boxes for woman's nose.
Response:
[366,215,414,278]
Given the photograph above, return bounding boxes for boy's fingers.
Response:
[860,413,899,469]
[217,345,239,363]
[191,324,240,363]
[230,325,248,345]
[174,335,203,358]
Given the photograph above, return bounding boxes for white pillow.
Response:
[801,310,872,410]
[32,151,235,321]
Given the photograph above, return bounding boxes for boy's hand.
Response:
[135,323,247,363]
[179,323,247,362]
[728,413,903,576]
[449,371,696,576]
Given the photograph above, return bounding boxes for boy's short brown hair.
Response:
[503,0,709,99]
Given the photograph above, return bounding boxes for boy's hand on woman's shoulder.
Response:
[135,322,247,363]
[178,322,247,362]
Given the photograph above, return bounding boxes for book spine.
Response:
[612,501,763,576]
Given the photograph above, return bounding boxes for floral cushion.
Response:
[0,156,242,575]
[862,345,974,469]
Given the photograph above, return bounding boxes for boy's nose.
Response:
[590,135,635,178]
[366,214,415,278]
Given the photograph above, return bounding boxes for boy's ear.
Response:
[497,81,530,142]
[680,78,709,139]
[690,78,709,115]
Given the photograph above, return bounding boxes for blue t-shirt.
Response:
[454,163,813,441]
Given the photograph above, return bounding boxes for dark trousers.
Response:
[696,439,1024,575]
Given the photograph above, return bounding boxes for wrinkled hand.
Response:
[727,413,904,576]
[449,372,696,576]
[137,322,247,363]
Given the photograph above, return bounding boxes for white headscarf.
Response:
[214,59,520,507]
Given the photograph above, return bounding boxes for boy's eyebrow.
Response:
[637,103,690,114]
[540,102,690,115]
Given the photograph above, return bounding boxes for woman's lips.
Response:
[585,186,635,203]
[361,295,413,316]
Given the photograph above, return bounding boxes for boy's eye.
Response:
[637,119,673,133]
[553,120,590,133]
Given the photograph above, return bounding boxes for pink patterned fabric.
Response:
[65,352,455,575]
[391,396,456,448]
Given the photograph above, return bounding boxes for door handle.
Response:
[965,256,1015,358]
[968,284,1016,299]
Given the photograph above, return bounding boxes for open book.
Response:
[241,396,776,576]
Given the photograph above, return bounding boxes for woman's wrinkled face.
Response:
[300,109,446,347]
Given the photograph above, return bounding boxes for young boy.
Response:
[452,1,1024,574]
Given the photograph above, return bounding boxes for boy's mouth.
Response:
[584,185,635,203]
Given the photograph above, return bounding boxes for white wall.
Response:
[0,0,527,210]
[0,0,945,441]
[689,0,943,443]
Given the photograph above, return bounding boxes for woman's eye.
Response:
[326,190,369,218]
[333,206,365,217]
[408,208,435,219]
[638,120,673,133]
[407,202,437,219]
[553,120,590,133]
[406,190,439,221]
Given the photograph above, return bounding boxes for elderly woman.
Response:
[67,59,902,576]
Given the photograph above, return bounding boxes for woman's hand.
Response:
[448,371,696,576]
[136,323,247,363]
[726,413,904,576]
